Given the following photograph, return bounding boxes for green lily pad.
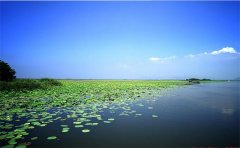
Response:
[82,129,90,133]
[39,124,47,127]
[60,125,68,127]
[75,125,83,128]
[62,127,70,133]
[73,121,81,125]
[8,139,17,145]
[103,121,111,124]
[31,137,38,140]
[92,122,98,126]
[47,136,57,140]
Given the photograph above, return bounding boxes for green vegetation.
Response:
[0,78,62,91]
[0,60,61,91]
[0,80,186,147]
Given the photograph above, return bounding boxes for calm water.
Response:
[27,82,239,147]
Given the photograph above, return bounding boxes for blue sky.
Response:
[0,2,239,80]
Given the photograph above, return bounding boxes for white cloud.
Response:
[210,47,237,55]
[149,57,161,61]
[149,56,176,63]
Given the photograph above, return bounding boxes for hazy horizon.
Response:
[0,1,239,80]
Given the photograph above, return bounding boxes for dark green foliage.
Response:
[39,78,62,86]
[0,60,16,81]
[186,78,200,84]
[186,78,211,81]
[0,79,41,91]
[0,78,62,91]
[201,78,211,81]
[186,78,211,85]
[186,78,200,81]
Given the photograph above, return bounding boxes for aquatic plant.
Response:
[0,80,185,147]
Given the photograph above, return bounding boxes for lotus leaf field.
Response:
[0,80,186,147]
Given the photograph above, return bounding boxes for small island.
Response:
[186,78,211,85]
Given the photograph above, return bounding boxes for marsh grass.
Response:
[0,78,62,91]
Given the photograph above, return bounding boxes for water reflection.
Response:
[170,82,239,117]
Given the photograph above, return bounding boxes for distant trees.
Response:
[186,78,211,84]
[186,78,200,82]
[186,78,211,82]
[0,60,16,81]
[201,78,211,81]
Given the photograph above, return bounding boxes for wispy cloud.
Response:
[149,57,161,61]
[186,52,208,58]
[186,47,239,58]
[150,47,238,63]
[149,56,176,63]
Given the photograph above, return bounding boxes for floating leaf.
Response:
[31,137,38,140]
[8,139,17,145]
[47,136,57,140]
[60,125,68,127]
[82,129,90,133]
[62,127,70,133]
[75,125,83,128]
[73,121,81,125]
[92,123,98,126]
[103,121,111,124]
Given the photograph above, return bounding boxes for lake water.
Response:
[13,82,240,147]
